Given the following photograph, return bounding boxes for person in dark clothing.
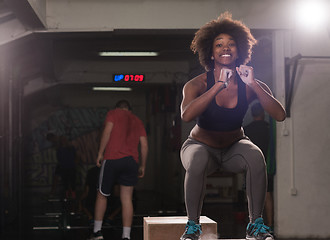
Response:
[244,102,274,233]
[79,166,100,223]
[47,133,77,199]
[57,135,77,199]
[46,133,61,196]
[244,102,270,156]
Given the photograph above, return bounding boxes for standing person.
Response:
[57,135,77,199]
[89,100,148,240]
[46,133,60,196]
[46,133,77,199]
[180,12,286,240]
[244,102,274,233]
[79,166,100,225]
[244,102,270,159]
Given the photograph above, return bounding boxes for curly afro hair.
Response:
[191,12,257,71]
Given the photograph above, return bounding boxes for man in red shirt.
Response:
[90,100,148,240]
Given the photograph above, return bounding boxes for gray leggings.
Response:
[180,136,267,223]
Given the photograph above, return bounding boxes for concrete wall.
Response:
[273,27,330,237]
[44,0,293,30]
[280,58,330,238]
[0,18,29,45]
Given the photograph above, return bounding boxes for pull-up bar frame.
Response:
[284,54,330,117]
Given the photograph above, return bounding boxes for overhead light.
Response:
[99,51,159,57]
[93,87,132,91]
[295,0,328,30]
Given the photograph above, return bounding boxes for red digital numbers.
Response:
[124,74,144,82]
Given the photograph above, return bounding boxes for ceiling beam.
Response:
[4,0,45,29]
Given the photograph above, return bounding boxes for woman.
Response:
[180,12,285,240]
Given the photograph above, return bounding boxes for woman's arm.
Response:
[249,80,286,121]
[180,72,228,122]
[237,65,286,121]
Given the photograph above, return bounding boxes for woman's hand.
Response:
[219,68,234,85]
[236,65,255,86]
[236,64,286,121]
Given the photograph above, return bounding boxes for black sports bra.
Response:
[196,70,249,131]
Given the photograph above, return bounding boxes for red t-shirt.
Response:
[103,109,146,163]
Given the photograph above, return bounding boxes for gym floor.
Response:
[0,189,314,240]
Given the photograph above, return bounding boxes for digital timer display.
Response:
[113,74,145,82]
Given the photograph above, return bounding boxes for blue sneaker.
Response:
[246,218,274,240]
[269,225,274,235]
[180,220,202,240]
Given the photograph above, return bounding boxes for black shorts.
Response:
[98,156,138,196]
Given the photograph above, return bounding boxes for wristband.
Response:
[217,80,228,88]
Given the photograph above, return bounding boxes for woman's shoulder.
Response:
[185,72,207,88]
[183,72,208,95]
[193,72,207,81]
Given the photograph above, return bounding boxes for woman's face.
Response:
[212,33,238,67]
